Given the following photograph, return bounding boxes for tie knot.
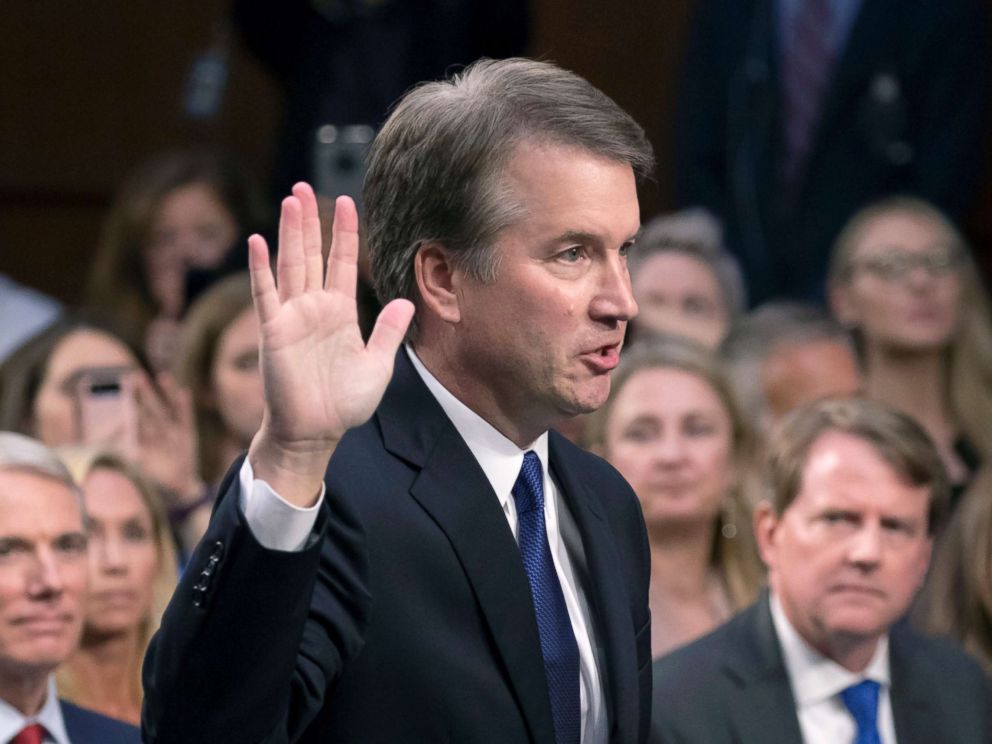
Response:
[512,451,544,514]
[10,722,46,744]
[840,679,881,731]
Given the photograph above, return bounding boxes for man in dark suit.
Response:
[0,432,140,744]
[676,0,988,305]
[143,58,655,743]
[651,398,992,743]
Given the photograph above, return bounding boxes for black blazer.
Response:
[676,0,988,305]
[143,349,652,744]
[650,595,992,743]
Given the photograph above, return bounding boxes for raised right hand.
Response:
[247,183,414,506]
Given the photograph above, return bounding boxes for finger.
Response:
[292,182,325,292]
[156,372,193,423]
[248,234,280,324]
[324,196,360,297]
[277,195,307,302]
[132,372,165,443]
[366,299,415,362]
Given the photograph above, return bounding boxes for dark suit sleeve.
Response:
[905,0,989,218]
[141,461,370,743]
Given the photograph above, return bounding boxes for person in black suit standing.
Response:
[143,58,655,744]
[677,0,988,306]
[0,433,140,744]
[651,398,992,743]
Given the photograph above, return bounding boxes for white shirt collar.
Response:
[405,345,550,506]
[770,592,891,708]
[0,677,71,744]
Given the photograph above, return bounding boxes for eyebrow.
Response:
[550,228,643,247]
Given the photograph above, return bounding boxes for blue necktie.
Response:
[512,451,580,744]
[840,679,882,744]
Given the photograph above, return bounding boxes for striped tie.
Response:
[782,0,836,183]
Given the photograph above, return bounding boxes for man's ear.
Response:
[753,500,779,569]
[414,241,461,324]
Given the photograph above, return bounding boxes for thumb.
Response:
[366,299,415,362]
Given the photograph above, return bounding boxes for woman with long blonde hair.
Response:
[56,448,178,725]
[587,335,764,657]
[829,195,992,504]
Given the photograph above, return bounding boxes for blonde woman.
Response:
[829,195,992,506]
[916,464,992,673]
[587,335,764,657]
[56,448,178,725]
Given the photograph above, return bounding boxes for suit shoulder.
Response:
[551,433,636,497]
[652,611,742,696]
[60,700,141,743]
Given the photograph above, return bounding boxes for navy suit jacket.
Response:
[143,349,652,743]
[676,0,988,305]
[60,700,140,743]
[650,595,992,743]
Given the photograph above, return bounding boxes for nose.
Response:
[95,535,127,575]
[847,522,883,570]
[27,548,65,599]
[590,253,638,323]
[653,432,688,467]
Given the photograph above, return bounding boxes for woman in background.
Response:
[174,272,263,549]
[86,150,268,371]
[57,448,178,725]
[588,335,764,657]
[916,465,992,674]
[627,208,746,349]
[829,195,992,506]
[0,318,204,537]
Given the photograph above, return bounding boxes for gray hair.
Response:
[0,430,79,497]
[720,302,854,426]
[628,207,747,315]
[364,57,655,337]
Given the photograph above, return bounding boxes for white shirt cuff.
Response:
[237,457,324,552]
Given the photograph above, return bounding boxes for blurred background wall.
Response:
[2,0,990,302]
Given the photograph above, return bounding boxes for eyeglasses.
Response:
[849,245,963,281]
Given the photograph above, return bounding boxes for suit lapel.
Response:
[549,434,638,744]
[724,597,805,744]
[378,350,556,744]
[888,624,937,744]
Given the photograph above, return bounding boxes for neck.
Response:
[0,669,50,717]
[864,344,951,436]
[413,342,552,448]
[820,634,880,673]
[647,519,717,600]
[65,628,142,716]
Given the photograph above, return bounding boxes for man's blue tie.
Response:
[840,679,882,744]
[512,451,581,744]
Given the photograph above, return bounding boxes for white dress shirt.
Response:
[770,594,897,744]
[239,345,608,744]
[0,677,72,744]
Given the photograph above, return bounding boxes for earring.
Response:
[720,498,738,539]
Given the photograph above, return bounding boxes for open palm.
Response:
[247,183,413,502]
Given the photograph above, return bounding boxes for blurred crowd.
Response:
[1,0,992,740]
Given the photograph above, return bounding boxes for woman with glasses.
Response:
[828,195,992,506]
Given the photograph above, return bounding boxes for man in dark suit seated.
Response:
[652,398,992,743]
[0,432,140,744]
[143,58,655,744]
